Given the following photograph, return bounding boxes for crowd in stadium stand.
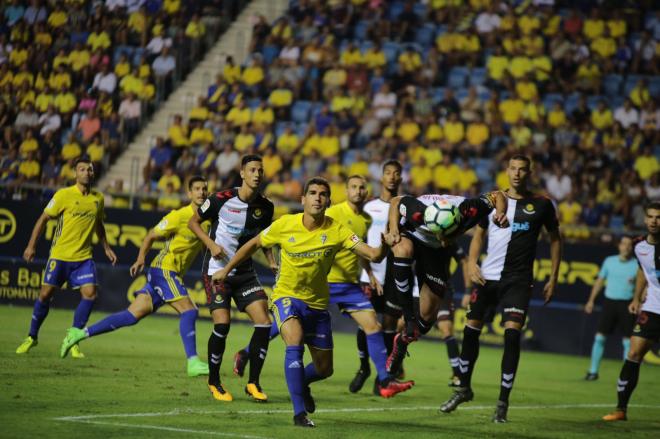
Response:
[0,0,228,200]
[2,0,660,239]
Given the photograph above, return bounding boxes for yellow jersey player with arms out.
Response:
[16,157,117,358]
[212,177,394,428]
[60,177,211,377]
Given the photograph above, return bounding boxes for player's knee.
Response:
[213,323,230,337]
[417,317,435,335]
[81,289,97,300]
[361,318,381,334]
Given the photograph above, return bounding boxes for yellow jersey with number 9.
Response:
[260,213,361,309]
[150,205,210,274]
[325,201,372,284]
[44,185,104,262]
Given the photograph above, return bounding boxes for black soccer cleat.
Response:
[303,386,316,414]
[492,401,508,423]
[293,413,315,427]
[349,368,371,393]
[584,372,599,381]
[386,333,409,375]
[438,387,474,413]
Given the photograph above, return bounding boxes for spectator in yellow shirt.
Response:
[590,101,614,130]
[226,100,252,127]
[157,167,182,192]
[47,6,68,28]
[363,43,386,70]
[466,113,490,152]
[54,86,77,115]
[410,157,433,193]
[168,114,189,148]
[340,42,363,67]
[185,14,206,39]
[61,133,82,161]
[262,147,283,179]
[634,147,660,180]
[268,80,294,118]
[157,182,182,211]
[575,60,601,94]
[547,102,567,128]
[432,154,461,191]
[629,79,651,108]
[515,75,538,102]
[87,25,111,51]
[18,151,40,182]
[487,47,510,85]
[499,92,525,125]
[252,101,275,127]
[234,125,256,152]
[456,159,479,192]
[276,126,299,155]
[397,117,421,143]
[583,10,605,40]
[223,56,241,84]
[558,193,582,225]
[443,113,465,145]
[398,47,422,76]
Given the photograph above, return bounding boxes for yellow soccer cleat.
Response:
[245,383,268,402]
[70,344,85,359]
[16,336,38,354]
[208,383,233,402]
[602,410,627,422]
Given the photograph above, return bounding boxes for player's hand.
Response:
[130,260,145,277]
[461,293,471,309]
[212,268,229,282]
[628,299,640,315]
[493,211,509,228]
[370,276,384,296]
[584,301,594,314]
[387,228,401,245]
[210,243,227,260]
[105,246,118,266]
[23,246,36,262]
[542,280,556,305]
[269,262,279,275]
[467,262,486,286]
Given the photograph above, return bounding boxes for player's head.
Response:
[618,235,633,259]
[74,157,94,186]
[507,154,532,190]
[302,177,331,217]
[240,154,264,190]
[346,175,368,206]
[645,201,660,235]
[187,175,208,206]
[381,160,402,193]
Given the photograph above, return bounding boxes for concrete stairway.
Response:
[99,0,289,191]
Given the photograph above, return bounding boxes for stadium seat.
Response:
[447,67,469,89]
[455,88,469,101]
[648,78,660,97]
[248,98,262,110]
[415,25,436,47]
[432,87,447,104]
[587,95,608,110]
[291,101,312,123]
[469,67,487,86]
[388,1,405,21]
[354,20,369,41]
[603,74,623,96]
[609,215,624,230]
[413,3,428,19]
[382,41,401,64]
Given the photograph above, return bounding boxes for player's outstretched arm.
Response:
[23,212,51,262]
[96,218,117,265]
[584,276,605,314]
[212,234,263,282]
[188,211,227,259]
[492,190,509,227]
[467,225,486,287]
[352,234,390,263]
[130,229,160,277]
[262,247,279,274]
[387,196,404,243]
[360,257,383,295]
[629,268,647,314]
[542,229,562,305]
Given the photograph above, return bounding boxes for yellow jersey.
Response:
[325,202,372,284]
[260,213,361,309]
[151,205,209,274]
[45,186,104,262]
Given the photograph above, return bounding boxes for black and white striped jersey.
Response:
[398,193,496,248]
[479,192,559,282]
[359,198,391,285]
[633,237,660,314]
[197,188,274,276]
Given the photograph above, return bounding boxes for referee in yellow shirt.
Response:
[212,177,400,427]
[60,177,211,377]
[16,158,117,358]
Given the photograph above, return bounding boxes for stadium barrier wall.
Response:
[0,200,657,364]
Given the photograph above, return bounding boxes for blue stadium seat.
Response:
[455,88,469,101]
[388,1,405,20]
[291,101,312,123]
[587,95,607,110]
[131,47,145,66]
[623,74,643,96]
[447,67,469,89]
[295,122,308,138]
[469,67,487,86]
[248,98,261,110]
[354,20,369,41]
[359,40,374,53]
[603,74,623,96]
[432,87,447,104]
[275,122,289,137]
[413,3,427,18]
[609,215,624,231]
[648,78,660,97]
[655,144,660,157]
[415,24,436,47]
[382,41,401,63]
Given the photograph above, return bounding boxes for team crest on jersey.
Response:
[523,203,535,215]
[288,236,295,242]
[253,208,263,219]
[320,234,327,244]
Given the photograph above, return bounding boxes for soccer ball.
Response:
[423,200,461,236]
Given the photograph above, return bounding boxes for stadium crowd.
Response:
[0,0,231,199]
[2,0,660,238]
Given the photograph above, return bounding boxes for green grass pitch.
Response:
[1,305,658,438]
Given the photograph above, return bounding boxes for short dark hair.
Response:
[382,159,402,173]
[188,175,206,190]
[303,177,331,196]
[346,174,367,186]
[241,154,262,168]
[646,201,660,212]
[509,154,532,167]
[74,157,92,167]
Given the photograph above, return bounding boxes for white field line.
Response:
[53,403,660,422]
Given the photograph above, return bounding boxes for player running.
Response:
[384,190,508,378]
[188,155,276,402]
[602,202,660,422]
[212,177,409,427]
[17,157,117,358]
[583,236,638,380]
[439,155,562,423]
[326,175,414,396]
[60,176,210,377]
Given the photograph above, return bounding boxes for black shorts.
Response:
[402,232,453,299]
[203,271,267,312]
[466,278,533,325]
[632,311,660,342]
[598,298,635,337]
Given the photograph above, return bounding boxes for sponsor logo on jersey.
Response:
[425,273,446,285]
[157,219,168,230]
[200,199,210,213]
[288,236,295,242]
[285,249,333,258]
[399,205,407,216]
[511,221,530,232]
[241,286,263,297]
[228,208,241,214]
[523,204,535,215]
[253,208,263,219]
[320,234,327,244]
[504,307,526,314]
